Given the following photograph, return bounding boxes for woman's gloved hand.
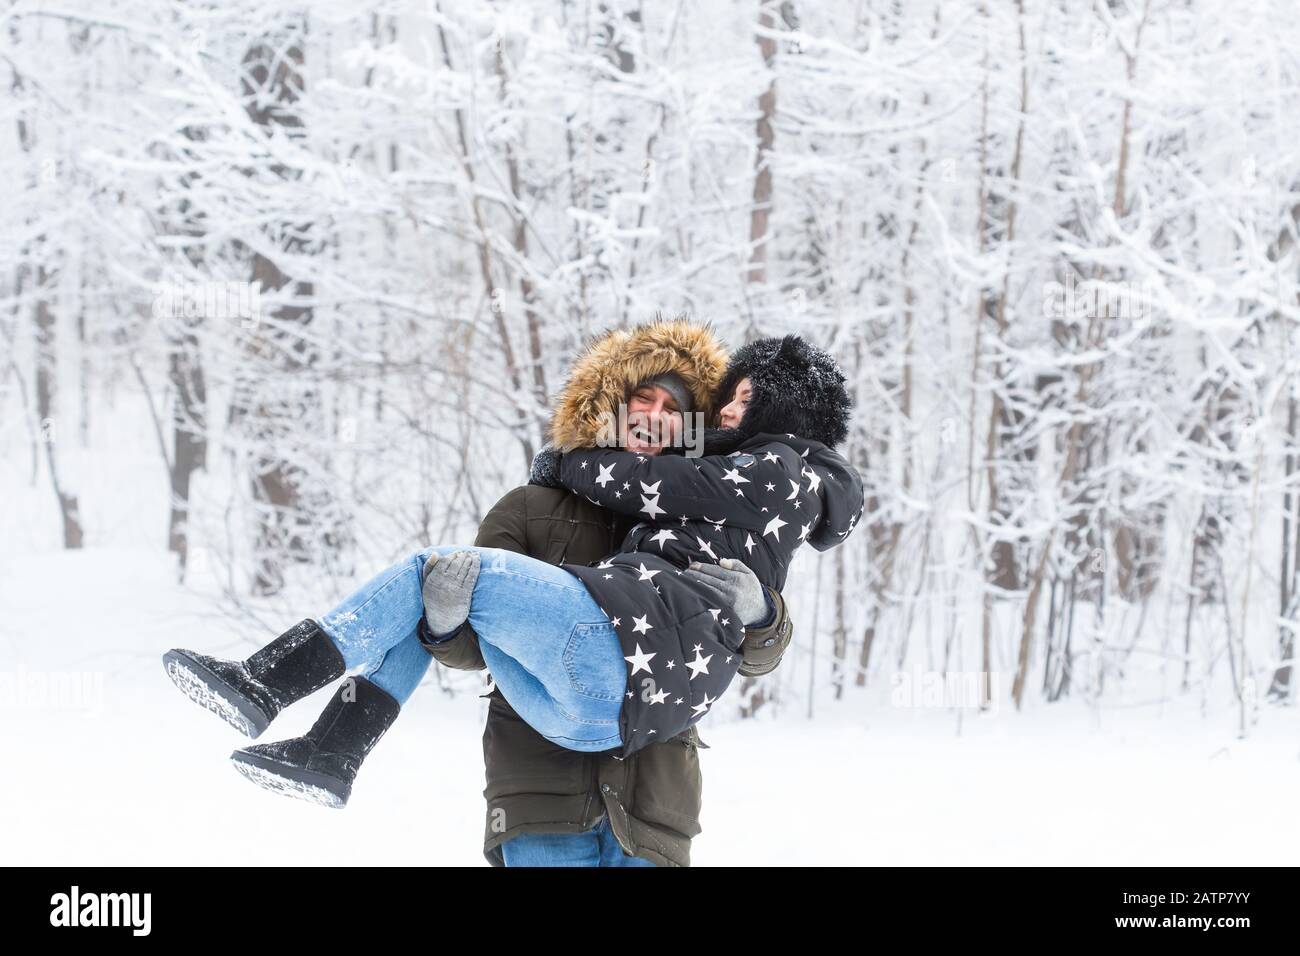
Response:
[528,444,565,488]
[660,425,746,457]
[682,557,774,627]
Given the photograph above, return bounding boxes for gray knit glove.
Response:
[422,551,480,638]
[682,557,773,627]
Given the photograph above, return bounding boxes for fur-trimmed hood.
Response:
[549,317,729,451]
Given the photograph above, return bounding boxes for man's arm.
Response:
[737,587,794,677]
[421,485,532,672]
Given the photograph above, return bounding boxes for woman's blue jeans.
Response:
[317,546,626,752]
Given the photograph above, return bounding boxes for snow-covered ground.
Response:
[2,546,1298,866]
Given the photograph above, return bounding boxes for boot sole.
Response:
[163,650,271,739]
[230,750,348,809]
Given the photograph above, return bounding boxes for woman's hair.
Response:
[714,335,853,448]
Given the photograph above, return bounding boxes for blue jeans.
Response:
[501,816,659,867]
[317,546,626,752]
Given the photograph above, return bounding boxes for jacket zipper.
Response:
[595,514,620,827]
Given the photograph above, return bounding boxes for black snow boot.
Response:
[162,619,346,739]
[229,676,401,809]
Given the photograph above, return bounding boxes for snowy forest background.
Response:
[3,0,1300,864]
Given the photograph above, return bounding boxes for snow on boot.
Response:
[162,619,346,739]
[229,676,400,809]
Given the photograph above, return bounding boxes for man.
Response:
[422,318,794,866]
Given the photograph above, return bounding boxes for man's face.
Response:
[718,376,752,430]
[622,383,683,456]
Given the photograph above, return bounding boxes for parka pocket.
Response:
[629,736,704,838]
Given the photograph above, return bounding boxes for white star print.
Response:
[799,522,811,541]
[610,617,621,627]
[579,460,588,469]
[765,482,776,491]
[686,648,713,680]
[636,563,661,582]
[803,467,822,493]
[632,614,653,635]
[762,451,780,463]
[639,479,662,494]
[691,692,716,717]
[648,687,669,705]
[595,463,615,487]
[744,532,756,554]
[786,479,801,500]
[694,536,718,560]
[640,494,666,519]
[649,528,676,549]
[721,467,750,485]
[624,644,656,675]
[763,514,788,540]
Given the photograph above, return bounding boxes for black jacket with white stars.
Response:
[558,431,865,757]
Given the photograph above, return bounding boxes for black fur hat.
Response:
[714,334,852,448]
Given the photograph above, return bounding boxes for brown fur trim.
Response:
[549,315,729,451]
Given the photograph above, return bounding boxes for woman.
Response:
[163,333,864,807]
